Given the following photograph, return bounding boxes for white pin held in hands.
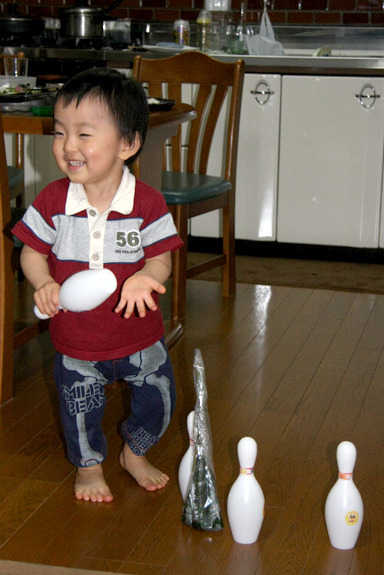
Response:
[227,436,265,544]
[34,268,117,319]
[178,411,195,501]
[325,440,364,550]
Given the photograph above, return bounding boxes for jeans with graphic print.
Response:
[54,338,176,468]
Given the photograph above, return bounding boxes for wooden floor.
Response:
[3,278,384,574]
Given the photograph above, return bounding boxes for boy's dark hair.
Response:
[54,67,148,165]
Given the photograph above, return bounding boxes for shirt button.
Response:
[92,253,100,261]
[93,231,101,239]
[89,210,96,217]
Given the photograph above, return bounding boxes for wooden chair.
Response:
[132,52,244,342]
[0,109,48,405]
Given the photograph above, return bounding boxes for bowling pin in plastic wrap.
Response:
[182,349,224,531]
[178,411,195,501]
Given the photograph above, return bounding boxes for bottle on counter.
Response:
[196,9,212,51]
[229,1,251,54]
[204,0,231,53]
[173,20,190,45]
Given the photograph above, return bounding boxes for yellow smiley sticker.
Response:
[345,511,359,526]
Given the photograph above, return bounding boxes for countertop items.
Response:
[3,43,384,76]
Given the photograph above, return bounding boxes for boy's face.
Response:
[52,96,139,191]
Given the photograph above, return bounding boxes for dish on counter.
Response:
[0,75,37,89]
[0,86,58,102]
[0,85,59,112]
[147,97,175,111]
[142,43,198,53]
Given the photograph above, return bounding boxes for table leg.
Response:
[14,133,25,208]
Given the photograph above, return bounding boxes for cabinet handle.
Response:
[251,80,274,105]
[355,83,381,109]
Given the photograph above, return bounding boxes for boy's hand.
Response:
[34,281,61,319]
[114,274,166,319]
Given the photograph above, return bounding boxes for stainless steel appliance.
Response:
[59,0,124,39]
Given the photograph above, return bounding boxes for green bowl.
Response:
[29,106,53,117]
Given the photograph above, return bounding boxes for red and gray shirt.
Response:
[12,168,183,360]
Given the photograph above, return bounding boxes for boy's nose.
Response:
[63,136,77,153]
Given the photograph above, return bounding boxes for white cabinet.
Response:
[190,73,281,241]
[278,76,384,248]
[235,73,281,241]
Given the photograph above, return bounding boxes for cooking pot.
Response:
[60,0,124,39]
[0,4,45,39]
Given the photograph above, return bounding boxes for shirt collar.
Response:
[65,166,136,216]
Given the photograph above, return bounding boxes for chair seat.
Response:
[8,165,24,191]
[161,172,232,205]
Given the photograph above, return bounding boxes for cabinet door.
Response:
[278,76,384,248]
[235,74,281,241]
[191,73,281,241]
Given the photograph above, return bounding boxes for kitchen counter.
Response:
[214,51,384,76]
[3,25,384,81]
[4,25,384,76]
[3,45,384,77]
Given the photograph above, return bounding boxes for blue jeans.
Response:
[54,338,176,468]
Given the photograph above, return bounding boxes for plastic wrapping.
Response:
[182,349,224,531]
[245,1,285,56]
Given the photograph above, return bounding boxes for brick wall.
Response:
[5,0,384,27]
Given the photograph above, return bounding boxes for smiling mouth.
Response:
[69,160,85,167]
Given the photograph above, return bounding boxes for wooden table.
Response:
[2,103,196,192]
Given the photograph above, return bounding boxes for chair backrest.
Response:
[132,52,244,186]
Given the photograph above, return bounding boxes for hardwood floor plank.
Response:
[218,289,334,404]
[208,287,318,401]
[0,423,64,479]
[0,378,52,435]
[0,478,58,547]
[0,399,57,467]
[0,477,76,562]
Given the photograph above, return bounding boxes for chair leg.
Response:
[222,198,236,297]
[170,203,189,327]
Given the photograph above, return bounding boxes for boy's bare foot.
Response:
[119,442,169,492]
[75,464,114,503]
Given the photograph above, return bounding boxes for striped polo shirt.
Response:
[13,168,183,360]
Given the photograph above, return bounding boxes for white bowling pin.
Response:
[325,441,364,550]
[34,268,117,319]
[227,437,265,544]
[178,411,195,501]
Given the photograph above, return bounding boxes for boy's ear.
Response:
[120,133,141,161]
